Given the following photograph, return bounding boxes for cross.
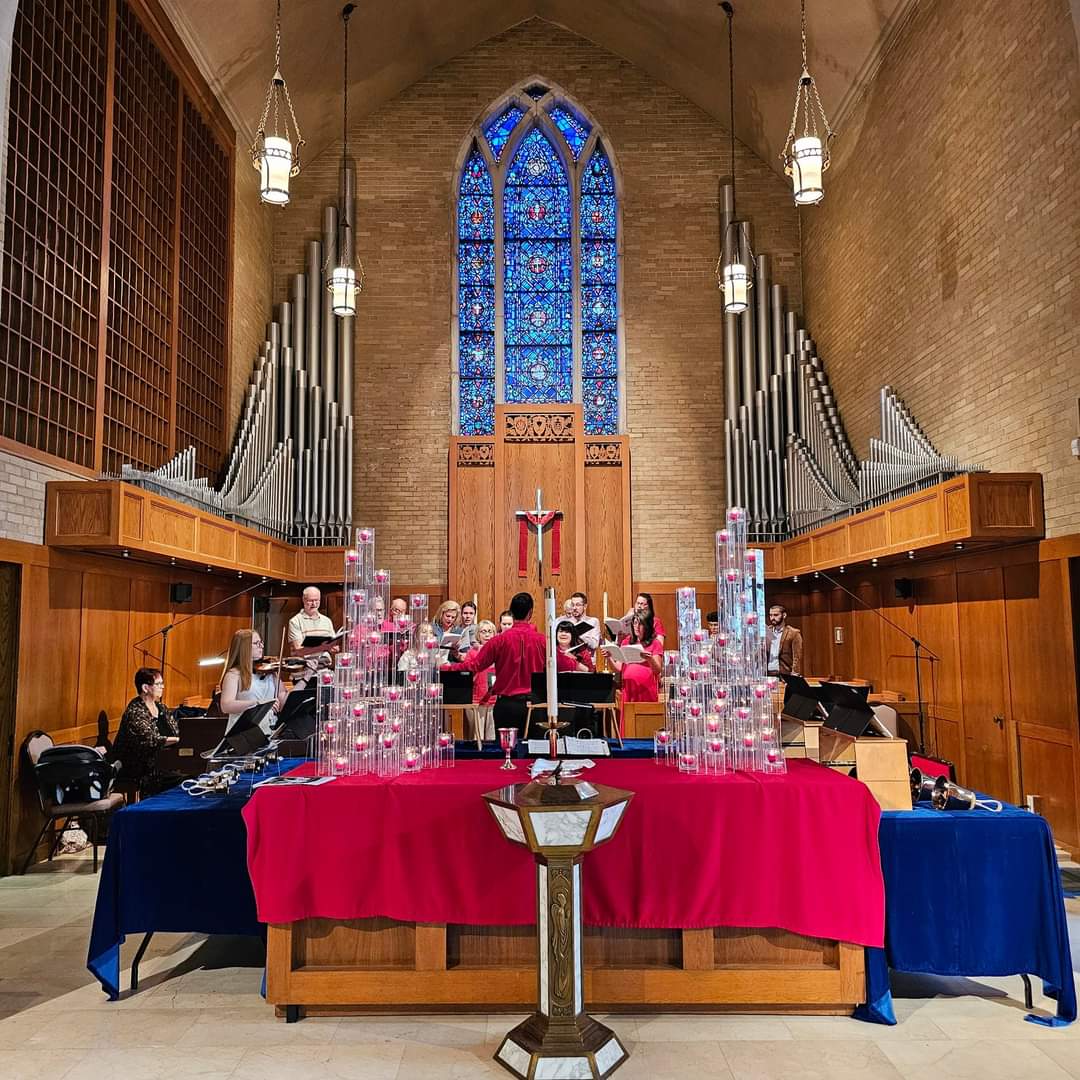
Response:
[515,487,560,580]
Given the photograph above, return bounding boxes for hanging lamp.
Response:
[780,0,836,205]
[328,3,364,317]
[250,0,304,205]
[715,2,752,315]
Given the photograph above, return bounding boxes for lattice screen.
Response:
[177,98,229,478]
[102,0,178,475]
[0,0,231,476]
[0,0,108,468]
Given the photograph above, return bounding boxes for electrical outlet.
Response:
[833,626,844,644]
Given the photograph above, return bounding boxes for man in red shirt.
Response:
[445,592,575,738]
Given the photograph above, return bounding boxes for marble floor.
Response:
[2,851,1080,1079]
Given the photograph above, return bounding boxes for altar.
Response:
[243,758,884,1018]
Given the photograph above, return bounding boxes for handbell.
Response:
[909,767,937,806]
[930,774,1002,813]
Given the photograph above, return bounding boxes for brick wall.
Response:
[269,18,801,583]
[802,0,1080,537]
[0,450,84,545]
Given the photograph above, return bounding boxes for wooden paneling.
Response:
[448,444,496,617]
[956,567,1015,801]
[772,474,1043,577]
[2,536,262,874]
[267,918,865,1013]
[769,538,1080,852]
[450,409,630,622]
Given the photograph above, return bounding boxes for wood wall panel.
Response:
[766,539,1080,853]
[584,459,630,620]
[448,453,495,616]
[2,537,260,873]
[956,568,1015,800]
[450,410,630,624]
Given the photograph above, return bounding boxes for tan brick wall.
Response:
[802,0,1080,538]
[269,18,801,583]
[229,133,275,441]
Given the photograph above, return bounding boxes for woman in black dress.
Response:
[113,667,180,796]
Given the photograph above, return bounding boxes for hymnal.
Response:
[600,642,647,664]
[604,615,631,638]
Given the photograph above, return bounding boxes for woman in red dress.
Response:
[613,613,664,732]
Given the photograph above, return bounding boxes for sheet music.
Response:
[525,738,610,757]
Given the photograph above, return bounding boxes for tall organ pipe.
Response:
[321,206,338,411]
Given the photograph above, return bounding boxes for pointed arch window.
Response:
[454,82,623,435]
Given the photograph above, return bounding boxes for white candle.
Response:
[603,591,609,622]
[545,586,558,727]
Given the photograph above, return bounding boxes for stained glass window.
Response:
[548,105,591,160]
[483,106,525,162]
[457,145,495,434]
[503,129,573,407]
[455,94,621,436]
[580,145,618,434]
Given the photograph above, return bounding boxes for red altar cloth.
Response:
[242,758,884,948]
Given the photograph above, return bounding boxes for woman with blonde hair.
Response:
[467,620,498,741]
[219,629,289,732]
[432,599,463,663]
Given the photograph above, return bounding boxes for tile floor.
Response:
[1,850,1079,1079]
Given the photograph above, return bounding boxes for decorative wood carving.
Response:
[584,441,623,466]
[503,412,575,443]
[456,443,495,467]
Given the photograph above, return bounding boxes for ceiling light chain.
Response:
[781,0,835,205]
[251,0,304,205]
[328,3,364,317]
[715,1,754,315]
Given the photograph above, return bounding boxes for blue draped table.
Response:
[86,751,1076,1026]
[86,762,305,1000]
[860,799,1076,1027]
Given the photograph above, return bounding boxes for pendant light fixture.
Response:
[328,3,363,317]
[780,0,835,205]
[251,0,304,205]
[716,2,752,315]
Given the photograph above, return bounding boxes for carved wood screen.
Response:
[449,405,631,622]
[0,0,233,479]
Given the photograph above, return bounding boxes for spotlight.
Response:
[954,542,964,550]
[871,558,878,567]
[907,550,916,560]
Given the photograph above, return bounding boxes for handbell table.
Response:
[243,758,885,1018]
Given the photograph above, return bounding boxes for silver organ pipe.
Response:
[718,183,983,542]
[116,167,359,547]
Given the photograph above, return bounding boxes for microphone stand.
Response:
[813,569,940,755]
[132,578,268,676]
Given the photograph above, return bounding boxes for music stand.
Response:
[207,701,276,759]
[818,682,883,738]
[780,674,826,722]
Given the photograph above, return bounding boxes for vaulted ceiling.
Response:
[162,0,909,175]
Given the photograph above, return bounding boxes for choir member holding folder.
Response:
[603,613,663,707]
[607,592,666,647]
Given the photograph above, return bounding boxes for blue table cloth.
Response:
[86,762,305,999]
[860,799,1076,1027]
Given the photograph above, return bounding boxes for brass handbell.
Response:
[930,774,1003,813]
[909,767,937,806]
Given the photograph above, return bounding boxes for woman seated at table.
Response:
[468,619,497,740]
[556,621,592,673]
[612,613,664,707]
[219,629,289,733]
[113,667,181,796]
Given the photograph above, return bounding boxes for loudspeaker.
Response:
[169,582,193,604]
[894,578,914,600]
[253,596,271,614]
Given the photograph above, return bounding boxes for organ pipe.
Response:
[717,183,983,542]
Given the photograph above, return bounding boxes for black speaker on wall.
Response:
[169,582,193,604]
[253,596,271,614]
[894,578,914,600]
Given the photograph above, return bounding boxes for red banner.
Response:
[518,512,561,577]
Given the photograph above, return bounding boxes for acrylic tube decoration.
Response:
[316,526,451,777]
[663,507,785,776]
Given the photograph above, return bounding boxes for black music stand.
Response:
[814,569,940,754]
[780,674,826,722]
